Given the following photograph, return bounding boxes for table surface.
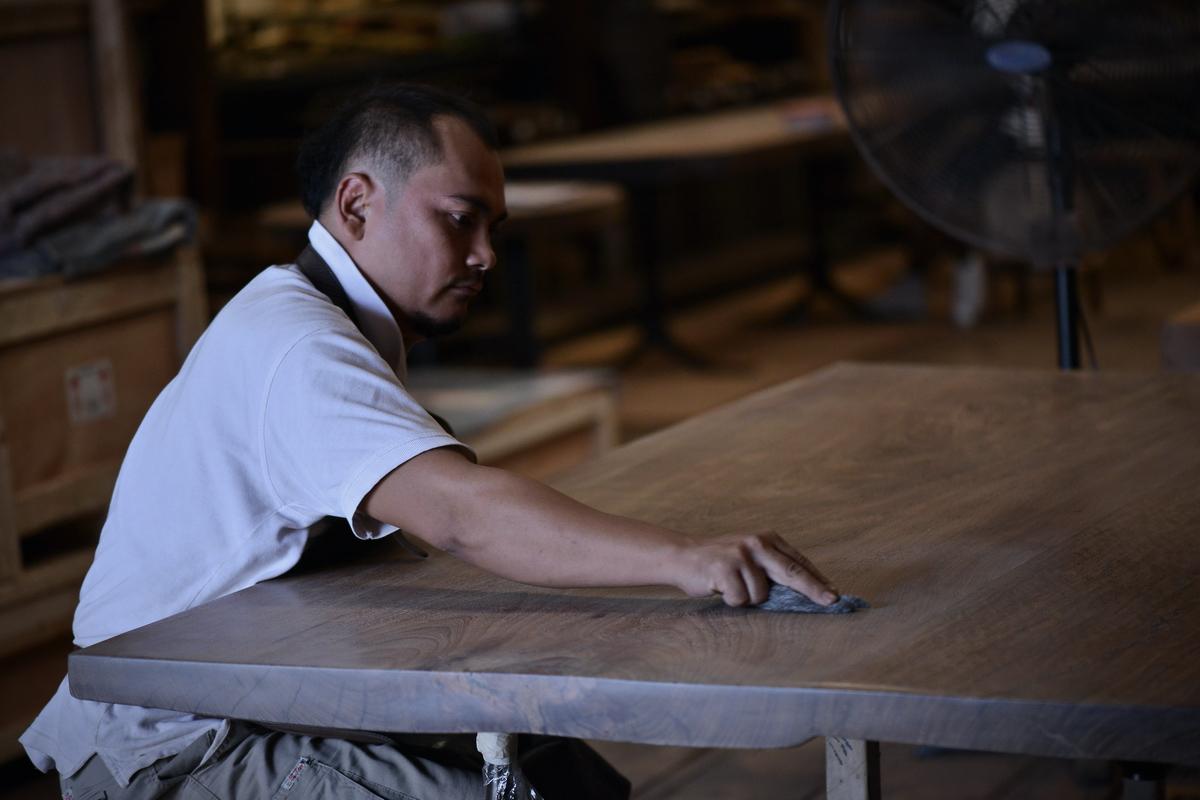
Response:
[70,363,1200,765]
[503,95,845,170]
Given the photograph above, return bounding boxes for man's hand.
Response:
[674,532,838,607]
[366,448,838,606]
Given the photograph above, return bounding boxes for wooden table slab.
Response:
[69,364,1200,768]
[502,96,858,366]
[503,96,845,171]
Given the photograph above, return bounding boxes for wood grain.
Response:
[69,364,1200,765]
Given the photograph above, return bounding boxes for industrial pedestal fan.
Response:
[829,0,1200,368]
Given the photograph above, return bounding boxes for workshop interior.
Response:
[1,1,1198,798]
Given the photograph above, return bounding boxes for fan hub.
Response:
[986,40,1052,74]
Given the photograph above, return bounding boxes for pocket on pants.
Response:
[272,757,416,800]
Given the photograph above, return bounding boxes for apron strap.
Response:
[296,244,362,330]
[291,245,455,438]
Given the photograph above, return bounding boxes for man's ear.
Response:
[332,172,376,241]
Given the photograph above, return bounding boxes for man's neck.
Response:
[317,214,423,352]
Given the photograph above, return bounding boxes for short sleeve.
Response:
[261,326,469,538]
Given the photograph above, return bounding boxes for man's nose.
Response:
[468,236,497,272]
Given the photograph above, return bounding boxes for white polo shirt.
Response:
[20,221,466,785]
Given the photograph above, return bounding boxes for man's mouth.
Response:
[450,281,482,296]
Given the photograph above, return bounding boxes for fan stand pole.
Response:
[1054,262,1081,370]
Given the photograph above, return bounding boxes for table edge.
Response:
[69,652,1200,765]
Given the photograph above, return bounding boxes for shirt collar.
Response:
[307,220,407,380]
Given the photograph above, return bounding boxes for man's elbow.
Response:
[363,450,506,557]
[417,465,512,557]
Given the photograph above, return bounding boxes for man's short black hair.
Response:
[297,84,499,218]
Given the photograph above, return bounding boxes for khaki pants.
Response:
[60,722,629,800]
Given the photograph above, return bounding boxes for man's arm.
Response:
[360,443,840,606]
[363,447,838,607]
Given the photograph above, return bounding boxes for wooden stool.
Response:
[498,181,627,366]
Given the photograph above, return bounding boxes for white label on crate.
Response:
[65,359,117,424]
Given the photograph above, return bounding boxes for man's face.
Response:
[356,116,507,341]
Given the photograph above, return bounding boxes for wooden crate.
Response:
[0,246,207,657]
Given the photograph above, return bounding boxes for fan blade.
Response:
[830,0,1200,260]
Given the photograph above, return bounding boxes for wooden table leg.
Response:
[502,237,541,367]
[826,738,881,800]
[1121,762,1167,800]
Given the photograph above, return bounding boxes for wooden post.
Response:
[0,418,18,583]
[592,392,619,455]
[1180,192,1198,272]
[90,0,143,177]
[1162,302,1200,371]
[826,737,880,800]
[174,244,209,358]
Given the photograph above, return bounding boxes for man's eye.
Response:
[448,212,472,228]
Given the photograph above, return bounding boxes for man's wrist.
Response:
[657,534,701,595]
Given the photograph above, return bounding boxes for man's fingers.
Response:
[772,538,837,593]
[758,549,836,605]
[718,580,750,607]
[741,564,771,606]
[690,534,839,607]
[772,537,830,582]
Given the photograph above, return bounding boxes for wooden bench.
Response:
[406,367,619,480]
[1162,301,1200,371]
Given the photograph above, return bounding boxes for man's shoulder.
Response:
[226,262,323,316]
[180,264,382,403]
[212,264,355,352]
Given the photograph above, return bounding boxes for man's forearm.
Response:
[370,451,696,588]
[363,447,837,606]
[445,466,698,588]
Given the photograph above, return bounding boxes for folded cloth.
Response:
[0,151,133,255]
[756,584,870,614]
[0,199,196,281]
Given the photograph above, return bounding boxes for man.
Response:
[22,84,838,799]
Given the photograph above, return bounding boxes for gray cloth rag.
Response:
[0,198,195,281]
[0,151,133,255]
[756,584,870,614]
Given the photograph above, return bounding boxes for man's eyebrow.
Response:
[449,194,508,224]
